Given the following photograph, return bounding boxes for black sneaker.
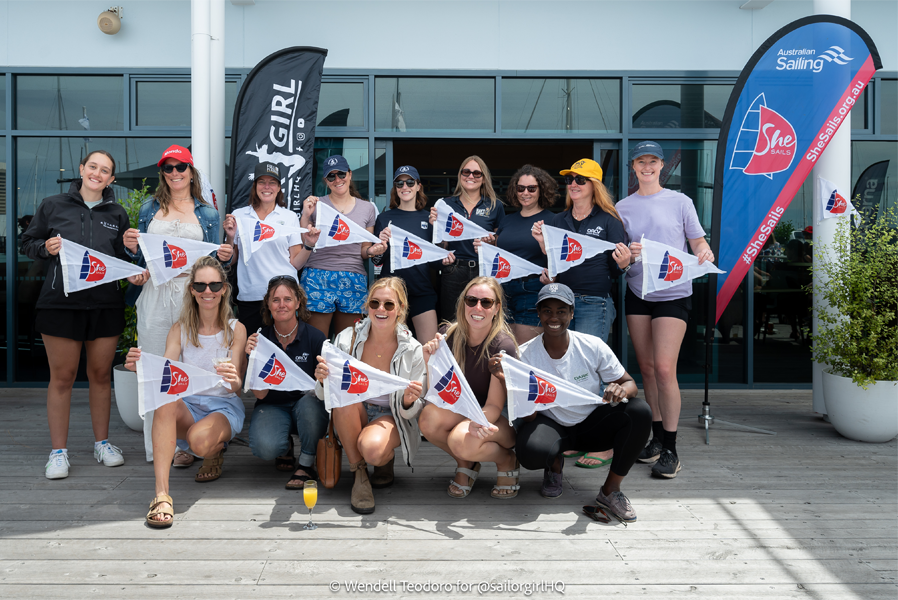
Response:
[651,449,682,479]
[637,438,662,464]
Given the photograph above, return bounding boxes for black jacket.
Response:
[21,181,133,310]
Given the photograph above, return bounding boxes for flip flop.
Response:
[574,454,613,469]
[562,451,586,459]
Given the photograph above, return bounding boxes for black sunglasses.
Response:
[464,295,497,309]
[268,275,298,286]
[460,169,483,179]
[325,171,348,182]
[564,174,588,186]
[394,179,417,189]
[161,162,190,174]
[516,185,538,193]
[368,299,396,311]
[192,281,224,293]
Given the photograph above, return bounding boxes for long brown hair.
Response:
[442,276,517,372]
[565,177,621,222]
[324,170,367,201]
[250,176,287,210]
[261,276,311,326]
[180,256,234,349]
[507,164,557,210]
[389,179,428,211]
[452,155,498,212]
[155,164,206,216]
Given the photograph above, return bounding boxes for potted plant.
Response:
[112,180,152,432]
[810,202,897,443]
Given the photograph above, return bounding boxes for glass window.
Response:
[502,78,620,133]
[16,76,124,131]
[318,82,365,128]
[632,84,732,129]
[0,76,6,128]
[852,141,898,215]
[313,138,369,199]
[0,137,6,380]
[851,87,868,130]
[225,81,238,128]
[136,81,190,127]
[375,77,494,133]
[880,80,897,135]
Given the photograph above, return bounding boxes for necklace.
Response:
[274,321,298,339]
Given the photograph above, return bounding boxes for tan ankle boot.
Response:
[349,459,375,514]
[371,456,395,489]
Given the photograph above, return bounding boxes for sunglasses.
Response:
[368,299,397,311]
[192,281,224,293]
[516,185,539,193]
[394,179,417,189]
[460,169,483,179]
[464,295,497,309]
[161,163,190,174]
[268,274,298,286]
[564,174,588,186]
[325,171,348,182]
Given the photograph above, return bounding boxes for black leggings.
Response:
[516,398,652,477]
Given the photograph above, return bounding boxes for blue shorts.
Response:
[502,277,543,327]
[182,394,246,440]
[364,401,393,423]
[301,268,369,314]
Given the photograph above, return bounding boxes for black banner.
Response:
[851,160,890,215]
[228,46,328,214]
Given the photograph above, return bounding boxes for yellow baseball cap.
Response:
[559,158,603,182]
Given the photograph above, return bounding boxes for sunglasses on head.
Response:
[464,295,497,309]
[192,281,224,293]
[394,179,417,189]
[268,275,298,286]
[516,184,538,193]
[460,169,483,179]
[564,174,588,186]
[368,299,396,311]
[161,163,190,174]
[325,171,348,182]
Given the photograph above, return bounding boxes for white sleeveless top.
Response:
[180,318,237,398]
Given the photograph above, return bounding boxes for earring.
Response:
[191,179,194,182]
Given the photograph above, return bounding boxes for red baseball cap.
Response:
[804,226,813,234]
[157,145,194,167]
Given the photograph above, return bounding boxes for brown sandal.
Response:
[195,448,226,483]
[146,494,174,528]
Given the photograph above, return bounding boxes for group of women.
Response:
[24,140,714,529]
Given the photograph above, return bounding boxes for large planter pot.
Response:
[112,364,143,432]
[822,370,898,443]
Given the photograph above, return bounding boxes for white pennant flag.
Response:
[640,236,725,299]
[235,217,308,264]
[58,237,145,297]
[314,201,380,250]
[502,354,609,422]
[388,222,452,272]
[542,224,617,278]
[244,334,318,393]
[137,233,220,287]
[321,341,411,410]
[431,198,492,244]
[423,339,491,428]
[477,242,544,283]
[818,176,859,222]
[135,352,226,418]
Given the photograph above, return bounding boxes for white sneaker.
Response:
[45,450,70,479]
[94,441,124,467]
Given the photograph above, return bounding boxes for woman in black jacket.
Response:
[21,150,149,480]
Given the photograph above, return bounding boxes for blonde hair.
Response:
[565,177,621,222]
[443,276,517,372]
[180,256,234,350]
[154,164,207,216]
[452,155,498,213]
[366,277,409,328]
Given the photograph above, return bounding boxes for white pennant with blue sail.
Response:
[542,224,617,278]
[313,201,380,250]
[137,232,220,287]
[58,237,145,297]
[640,236,725,299]
[135,352,226,418]
[245,334,318,393]
[431,199,492,244]
[423,339,491,428]
[235,217,308,264]
[501,354,606,422]
[321,341,411,411]
[477,242,544,283]
[818,176,859,222]
[388,222,452,272]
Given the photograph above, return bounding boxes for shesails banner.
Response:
[712,16,881,322]
[501,354,610,422]
[542,224,616,278]
[817,176,858,222]
[235,217,308,264]
[640,236,725,299]
[137,233,220,287]
[58,238,145,297]
[136,352,226,417]
[244,334,318,393]
[477,242,544,283]
[432,199,492,244]
[423,340,491,428]
[228,47,328,214]
[314,201,380,249]
[321,341,411,410]
[388,223,452,272]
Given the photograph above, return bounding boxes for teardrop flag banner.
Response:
[321,340,411,410]
[58,237,145,297]
[477,242,544,283]
[388,223,452,272]
[137,233,220,287]
[245,334,318,393]
[423,339,491,428]
[640,236,725,299]
[314,201,380,250]
[542,224,616,278]
[136,352,226,418]
[817,176,858,222]
[431,199,491,244]
[235,217,308,264]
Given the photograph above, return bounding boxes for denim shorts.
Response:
[301,267,369,314]
[182,394,246,440]
[502,277,543,327]
[364,401,393,423]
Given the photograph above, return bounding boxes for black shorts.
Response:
[35,308,125,341]
[408,292,438,319]
[625,287,691,323]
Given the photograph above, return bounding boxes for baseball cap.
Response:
[157,145,194,167]
[254,162,281,183]
[629,141,664,162]
[560,158,603,182]
[804,225,813,235]
[393,165,421,181]
[537,283,575,307]
[322,155,350,176]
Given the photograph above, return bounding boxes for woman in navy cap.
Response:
[373,165,451,343]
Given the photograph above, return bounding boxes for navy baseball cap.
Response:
[322,155,350,176]
[393,165,420,181]
[629,141,664,162]
[537,283,575,307]
[253,162,281,183]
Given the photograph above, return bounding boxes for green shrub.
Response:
[117,180,152,358]
[774,219,795,244]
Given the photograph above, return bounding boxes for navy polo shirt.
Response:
[374,208,437,298]
[495,209,553,268]
[256,321,326,404]
[550,206,627,297]
[442,195,505,262]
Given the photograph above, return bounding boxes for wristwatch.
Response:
[302,243,314,252]
[621,264,631,273]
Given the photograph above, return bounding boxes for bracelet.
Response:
[303,243,314,252]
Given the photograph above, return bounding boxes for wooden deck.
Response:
[0,388,895,599]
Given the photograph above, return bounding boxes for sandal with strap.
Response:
[275,437,296,472]
[285,465,318,490]
[146,493,174,529]
[491,459,521,500]
[447,462,481,498]
[195,448,226,483]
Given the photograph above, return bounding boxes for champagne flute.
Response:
[303,480,318,531]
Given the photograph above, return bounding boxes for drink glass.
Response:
[213,348,231,368]
[303,481,318,530]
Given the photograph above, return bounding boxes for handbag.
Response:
[317,414,342,489]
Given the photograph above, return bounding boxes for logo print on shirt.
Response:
[527,372,557,404]
[659,251,684,282]
[341,360,369,393]
[560,234,582,262]
[729,93,797,179]
[403,238,423,260]
[434,365,462,405]
[80,251,107,282]
[491,254,511,279]
[254,222,276,242]
[160,360,189,395]
[826,191,848,214]
[260,353,287,385]
[329,216,350,241]
[446,214,465,237]
[163,241,187,269]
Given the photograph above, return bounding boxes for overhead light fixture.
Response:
[98,6,123,35]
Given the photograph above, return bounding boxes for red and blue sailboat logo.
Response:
[826,190,848,214]
[560,234,582,262]
[659,251,684,282]
[254,221,276,242]
[446,214,465,237]
[80,251,107,282]
[341,360,369,393]
[160,359,189,395]
[729,93,797,179]
[329,216,350,241]
[491,254,511,278]
[528,371,557,404]
[260,353,286,385]
[434,365,462,405]
[163,241,187,269]
[402,238,423,260]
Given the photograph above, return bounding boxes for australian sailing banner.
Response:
[228,47,328,215]
[712,16,880,322]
